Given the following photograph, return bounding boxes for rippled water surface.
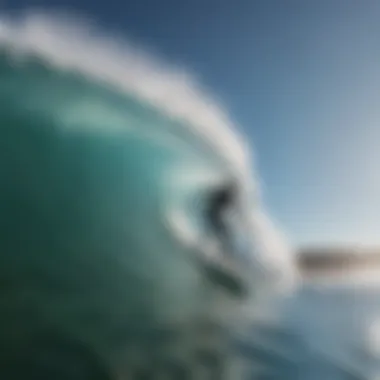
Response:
[238,276,380,380]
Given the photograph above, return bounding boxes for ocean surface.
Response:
[236,275,380,380]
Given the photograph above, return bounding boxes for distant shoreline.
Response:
[297,247,380,275]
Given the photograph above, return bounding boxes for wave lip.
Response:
[0,10,250,180]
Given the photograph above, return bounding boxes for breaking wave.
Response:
[0,9,297,293]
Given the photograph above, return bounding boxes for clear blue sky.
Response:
[4,1,380,247]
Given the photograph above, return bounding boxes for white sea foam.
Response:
[303,267,380,288]
[0,10,248,178]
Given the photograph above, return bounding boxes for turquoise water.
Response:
[236,283,380,380]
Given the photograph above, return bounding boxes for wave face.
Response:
[0,11,296,378]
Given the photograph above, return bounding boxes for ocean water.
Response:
[236,278,380,380]
[0,11,298,379]
[3,10,376,380]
